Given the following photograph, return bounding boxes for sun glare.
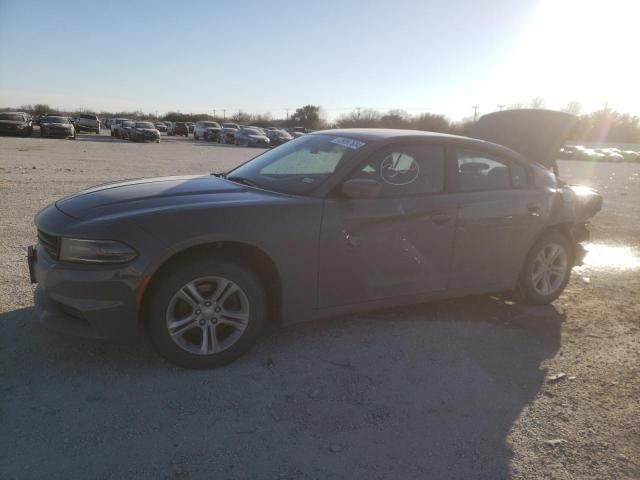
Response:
[489,0,640,112]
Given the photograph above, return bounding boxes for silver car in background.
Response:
[193,121,222,141]
[234,127,271,147]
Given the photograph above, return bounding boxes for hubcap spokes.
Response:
[532,243,568,296]
[166,276,250,355]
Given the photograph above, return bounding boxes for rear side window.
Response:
[456,149,527,191]
[351,143,445,196]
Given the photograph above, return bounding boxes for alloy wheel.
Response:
[166,276,250,355]
[531,242,568,296]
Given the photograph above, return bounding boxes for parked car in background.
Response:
[187,122,195,133]
[110,118,130,138]
[119,121,137,140]
[40,115,75,139]
[559,145,627,162]
[155,122,167,133]
[266,128,293,146]
[168,122,189,136]
[193,121,222,141]
[74,113,101,134]
[28,110,603,368]
[234,127,271,147]
[593,148,624,162]
[286,126,308,138]
[218,126,237,144]
[0,111,33,137]
[126,121,161,143]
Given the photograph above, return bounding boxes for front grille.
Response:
[37,229,59,259]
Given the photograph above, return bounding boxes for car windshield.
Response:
[242,128,261,135]
[123,121,135,127]
[135,122,155,128]
[222,123,238,129]
[202,122,220,128]
[80,114,97,120]
[277,131,292,138]
[225,134,362,195]
[0,113,25,121]
[42,116,69,124]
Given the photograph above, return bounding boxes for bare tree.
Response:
[562,101,582,116]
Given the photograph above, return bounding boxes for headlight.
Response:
[59,238,138,264]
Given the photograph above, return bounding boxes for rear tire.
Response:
[514,232,573,305]
[147,258,267,369]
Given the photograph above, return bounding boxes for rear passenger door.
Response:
[449,147,546,292]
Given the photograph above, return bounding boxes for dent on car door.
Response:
[318,142,457,308]
[449,148,547,292]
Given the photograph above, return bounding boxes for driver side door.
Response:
[318,142,457,308]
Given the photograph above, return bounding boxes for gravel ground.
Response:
[1,132,638,479]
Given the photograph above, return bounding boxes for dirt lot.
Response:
[1,132,638,480]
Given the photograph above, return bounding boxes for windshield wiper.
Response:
[226,176,261,188]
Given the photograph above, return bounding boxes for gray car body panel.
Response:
[32,117,601,339]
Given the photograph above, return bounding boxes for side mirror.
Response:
[341,178,382,199]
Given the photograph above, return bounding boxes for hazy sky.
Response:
[0,0,637,120]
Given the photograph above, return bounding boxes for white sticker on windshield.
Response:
[330,137,366,150]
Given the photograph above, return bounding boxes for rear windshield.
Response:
[242,128,261,135]
[202,122,221,128]
[42,116,70,124]
[80,114,98,120]
[135,122,155,129]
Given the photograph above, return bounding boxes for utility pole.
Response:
[223,109,226,120]
[356,107,361,119]
[497,104,505,111]
[472,105,479,122]
[213,109,216,119]
[285,108,289,121]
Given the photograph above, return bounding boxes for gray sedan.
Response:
[29,110,602,368]
[234,127,271,147]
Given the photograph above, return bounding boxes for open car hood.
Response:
[470,109,576,169]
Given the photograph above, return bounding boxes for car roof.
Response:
[311,128,523,160]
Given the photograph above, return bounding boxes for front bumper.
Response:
[43,128,74,138]
[29,244,141,340]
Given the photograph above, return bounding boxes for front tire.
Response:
[147,258,267,369]
[515,232,573,305]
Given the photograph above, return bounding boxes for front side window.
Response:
[457,149,526,191]
[227,134,360,195]
[349,143,445,196]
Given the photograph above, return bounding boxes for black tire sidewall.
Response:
[517,232,573,305]
[147,258,267,368]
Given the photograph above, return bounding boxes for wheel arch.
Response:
[139,241,283,329]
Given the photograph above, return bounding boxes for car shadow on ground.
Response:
[0,296,562,479]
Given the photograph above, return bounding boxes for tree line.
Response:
[5,102,640,143]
